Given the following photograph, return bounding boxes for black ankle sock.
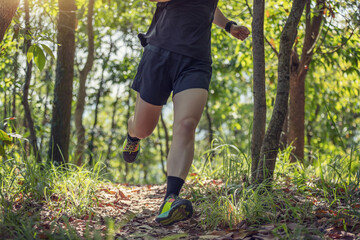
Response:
[165,176,185,199]
[127,133,140,142]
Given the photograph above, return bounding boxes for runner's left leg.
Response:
[156,88,208,225]
[167,88,208,180]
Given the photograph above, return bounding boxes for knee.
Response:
[174,117,198,136]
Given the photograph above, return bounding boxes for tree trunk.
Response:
[160,112,169,176]
[4,88,7,121]
[49,0,77,164]
[286,49,300,151]
[88,42,112,164]
[288,0,324,162]
[126,82,132,123]
[22,0,41,163]
[75,0,95,166]
[251,0,267,181]
[205,102,215,161]
[157,125,167,176]
[289,64,305,162]
[123,83,132,183]
[256,0,306,184]
[40,56,53,150]
[205,102,213,147]
[160,113,170,157]
[88,75,103,166]
[0,0,19,43]
[12,50,19,130]
[106,87,121,163]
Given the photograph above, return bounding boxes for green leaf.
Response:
[34,45,46,71]
[0,130,11,144]
[27,45,35,63]
[41,44,55,59]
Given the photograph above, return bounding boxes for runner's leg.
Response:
[123,93,163,163]
[167,88,208,179]
[128,93,163,139]
[155,88,208,225]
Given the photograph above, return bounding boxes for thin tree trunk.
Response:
[160,113,170,157]
[88,43,112,165]
[88,75,103,165]
[288,0,324,162]
[0,0,20,44]
[123,83,132,182]
[126,82,132,122]
[205,102,213,146]
[284,49,300,150]
[289,64,305,162]
[157,125,167,176]
[256,0,306,184]
[251,0,266,181]
[22,0,41,163]
[40,56,53,150]
[23,114,29,155]
[49,0,77,164]
[75,0,95,165]
[106,87,121,162]
[4,89,7,121]
[205,102,215,161]
[12,50,19,129]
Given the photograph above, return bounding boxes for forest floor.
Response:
[7,179,360,240]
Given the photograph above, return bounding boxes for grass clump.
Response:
[0,150,108,239]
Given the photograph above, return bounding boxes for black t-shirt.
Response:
[141,0,219,63]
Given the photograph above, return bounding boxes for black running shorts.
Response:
[132,44,212,106]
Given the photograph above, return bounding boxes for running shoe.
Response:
[155,194,193,226]
[122,135,140,163]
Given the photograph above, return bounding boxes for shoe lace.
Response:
[124,139,139,152]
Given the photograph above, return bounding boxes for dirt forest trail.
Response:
[7,180,360,239]
[48,183,208,239]
[52,183,282,239]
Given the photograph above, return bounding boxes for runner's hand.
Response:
[230,25,250,41]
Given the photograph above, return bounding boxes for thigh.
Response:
[173,88,208,127]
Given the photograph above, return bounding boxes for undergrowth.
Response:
[187,139,360,238]
[0,147,108,239]
[0,134,359,239]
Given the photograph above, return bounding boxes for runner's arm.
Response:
[213,7,250,41]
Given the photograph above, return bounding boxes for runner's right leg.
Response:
[123,93,162,163]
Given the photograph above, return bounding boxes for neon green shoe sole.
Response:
[155,195,193,226]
